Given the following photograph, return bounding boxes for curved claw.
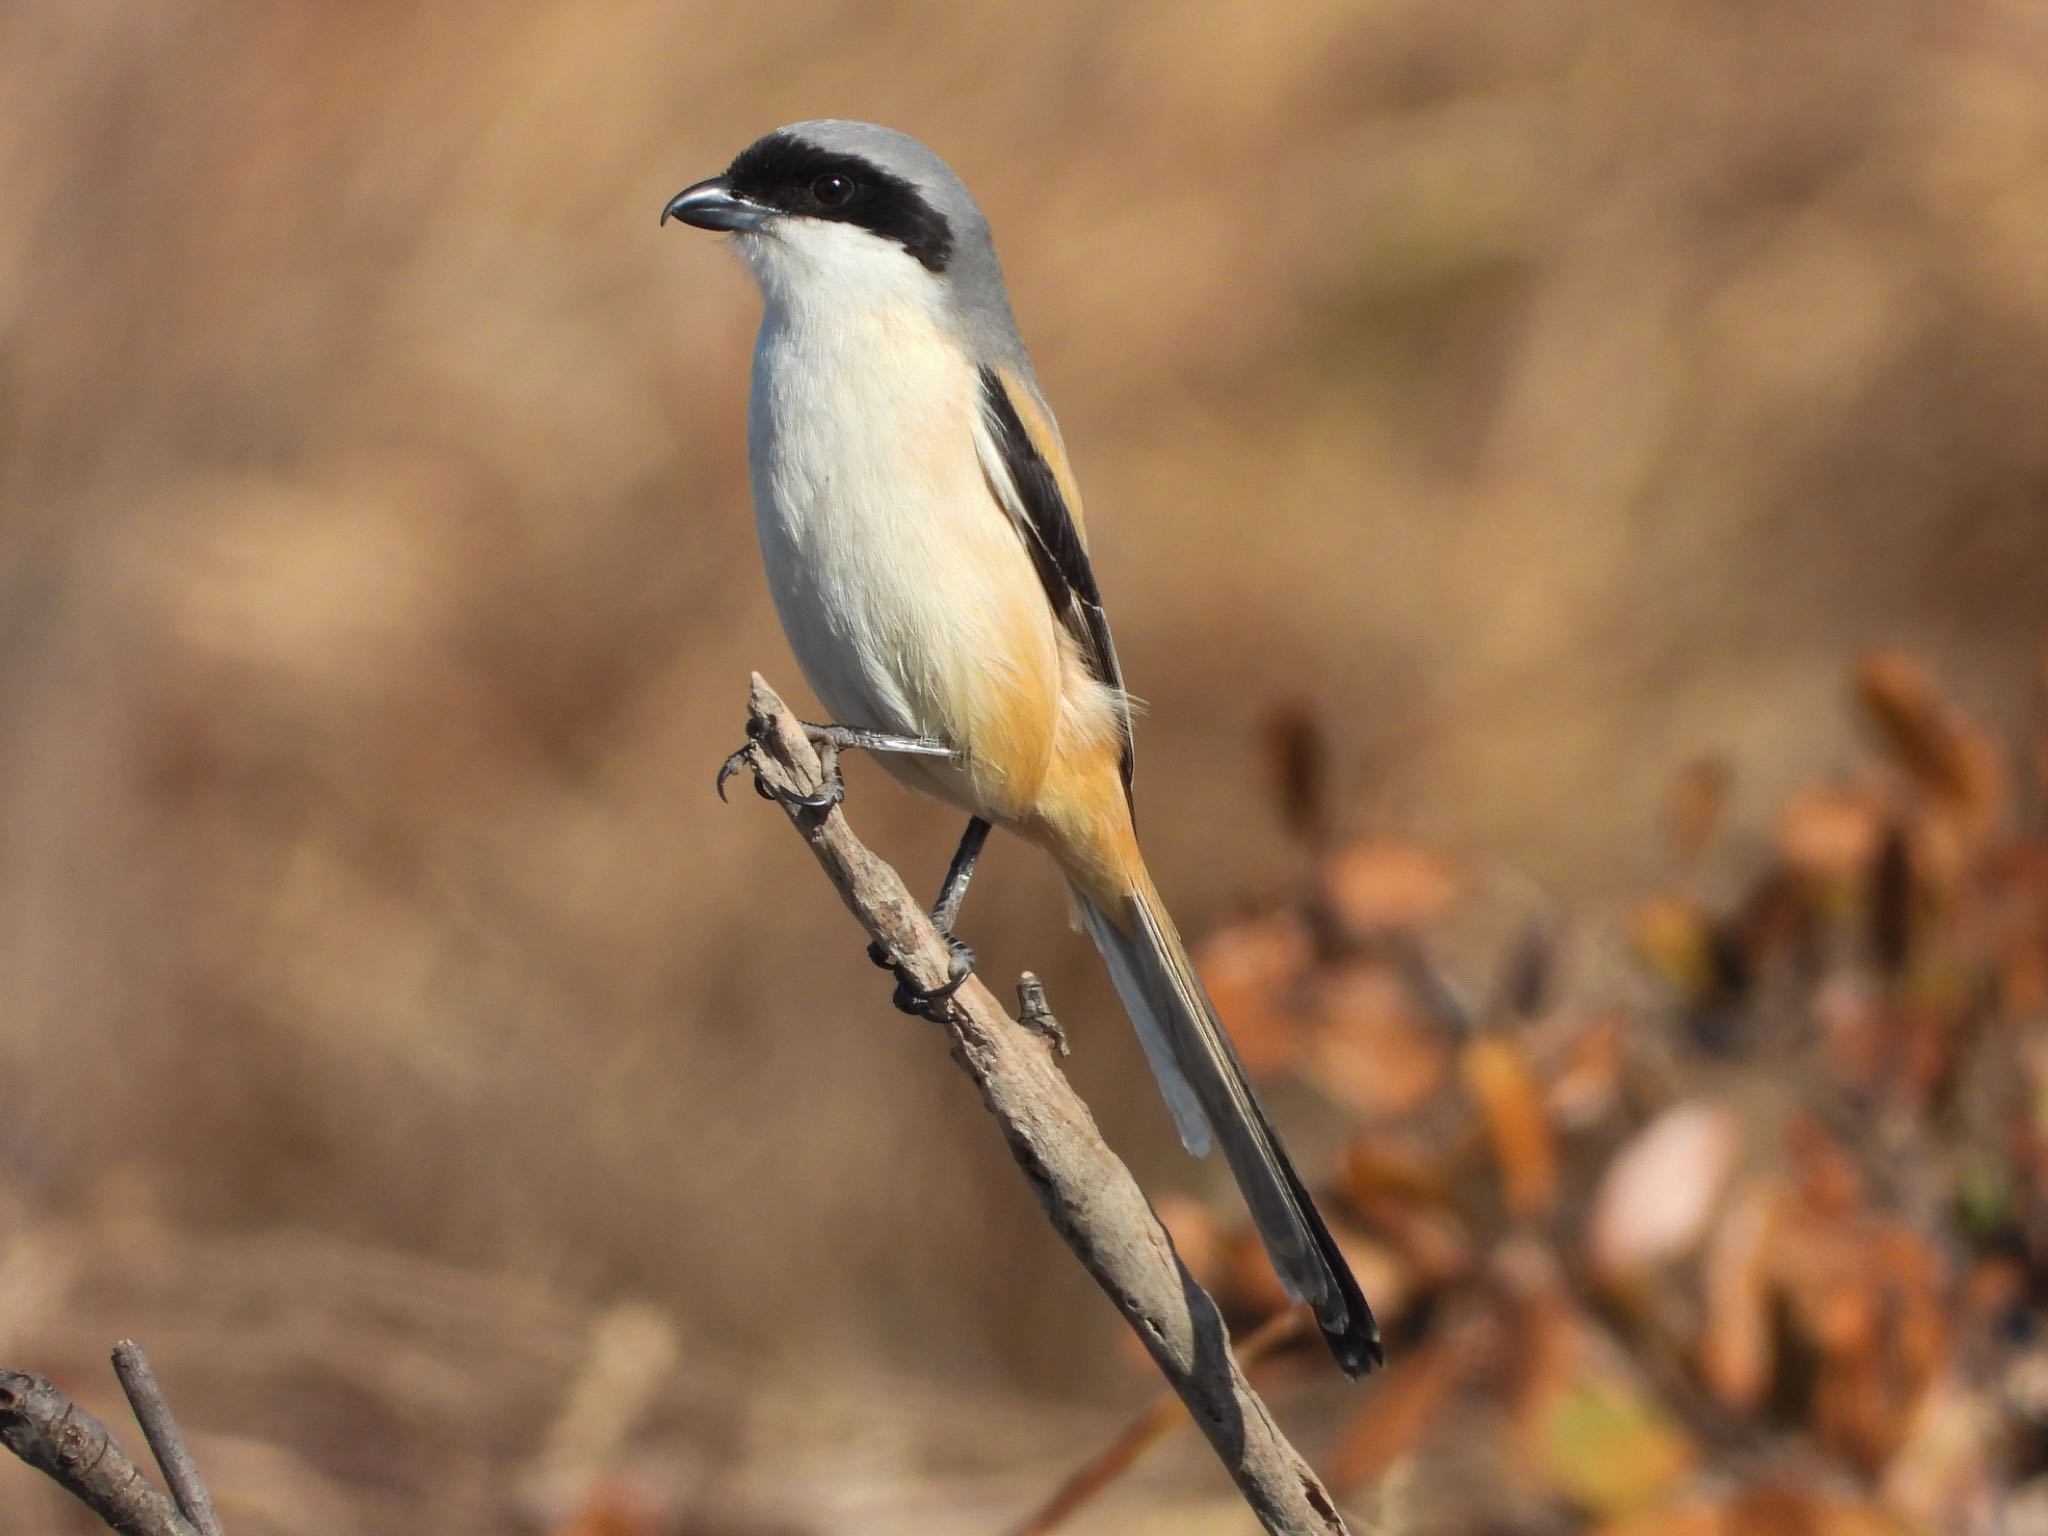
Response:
[777,777,844,812]
[888,938,975,1017]
[715,737,844,811]
[715,745,755,804]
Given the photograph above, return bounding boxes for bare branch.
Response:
[738,674,1352,1536]
[1003,1308,1314,1536]
[0,1368,198,1536]
[112,1342,226,1536]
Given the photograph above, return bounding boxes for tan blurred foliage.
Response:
[0,0,2044,1531]
[1160,654,2048,1533]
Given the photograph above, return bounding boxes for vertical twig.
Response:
[110,1343,225,1536]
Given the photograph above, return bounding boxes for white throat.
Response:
[734,218,948,325]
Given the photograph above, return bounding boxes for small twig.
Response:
[1015,971,1069,1055]
[111,1343,225,1536]
[0,1367,198,1536]
[735,674,1352,1536]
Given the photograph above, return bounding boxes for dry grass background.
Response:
[1,1,2046,1531]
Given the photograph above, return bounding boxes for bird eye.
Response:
[811,173,854,207]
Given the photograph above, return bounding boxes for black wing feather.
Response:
[977,367,1135,799]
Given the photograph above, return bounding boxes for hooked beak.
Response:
[661,177,770,232]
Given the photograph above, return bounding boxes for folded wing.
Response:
[974,365,1135,802]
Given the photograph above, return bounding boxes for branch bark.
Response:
[737,674,1351,1536]
[0,1368,199,1536]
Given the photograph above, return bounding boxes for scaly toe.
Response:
[889,938,975,1016]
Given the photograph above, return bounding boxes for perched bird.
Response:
[664,121,1381,1376]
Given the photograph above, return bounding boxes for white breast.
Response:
[741,222,1056,765]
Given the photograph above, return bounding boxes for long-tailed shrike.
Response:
[664,121,1381,1376]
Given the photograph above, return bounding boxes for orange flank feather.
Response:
[979,364,1140,907]
[958,623,1140,913]
[1025,728,1145,918]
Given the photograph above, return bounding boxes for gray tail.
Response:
[1078,884,1383,1377]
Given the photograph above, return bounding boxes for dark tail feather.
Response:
[1078,882,1384,1377]
[1267,1109,1384,1375]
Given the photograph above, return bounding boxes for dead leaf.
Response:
[1460,1036,1559,1220]
[1312,959,1453,1115]
[1522,1332,1695,1517]
[1587,1101,1744,1286]
[1699,1179,1778,1412]
[1768,1122,1947,1470]
[1197,912,1314,1075]
[1546,1012,1628,1130]
[1777,786,1885,887]
[1344,1132,1466,1209]
[1854,652,2004,832]
[1319,838,1462,937]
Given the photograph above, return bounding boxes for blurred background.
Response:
[1,1,2045,1531]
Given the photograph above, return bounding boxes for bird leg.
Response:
[929,813,992,934]
[716,717,954,811]
[870,816,991,1015]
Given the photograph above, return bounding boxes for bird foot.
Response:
[716,716,844,810]
[716,718,952,810]
[869,935,976,1018]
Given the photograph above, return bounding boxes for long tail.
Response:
[1077,875,1384,1377]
